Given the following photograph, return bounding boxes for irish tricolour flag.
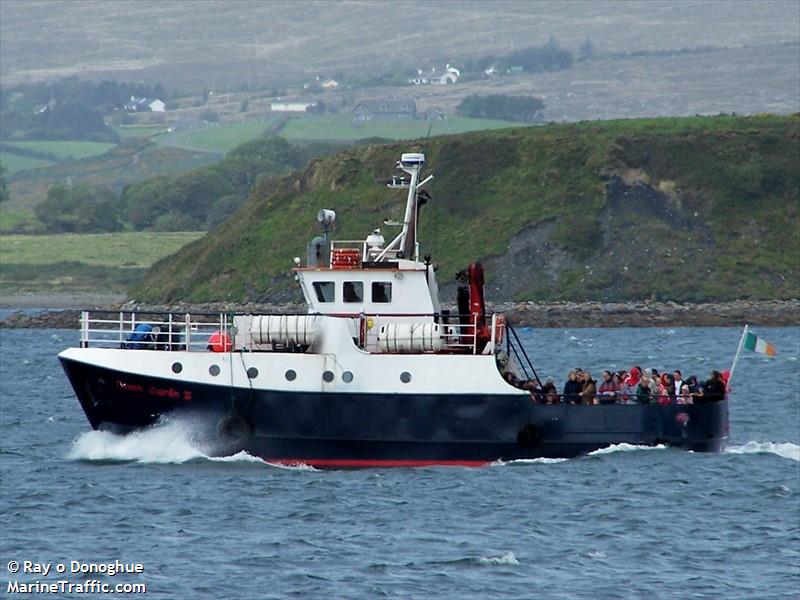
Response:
[742,330,777,356]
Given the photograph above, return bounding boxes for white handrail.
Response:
[76,310,502,356]
[78,311,232,351]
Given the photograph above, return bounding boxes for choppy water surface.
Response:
[1,327,798,599]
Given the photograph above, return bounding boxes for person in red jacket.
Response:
[620,366,641,403]
[597,370,619,404]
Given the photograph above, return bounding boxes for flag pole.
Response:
[727,324,748,390]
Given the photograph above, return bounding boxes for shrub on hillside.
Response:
[34,184,123,233]
[206,194,246,229]
[456,94,545,122]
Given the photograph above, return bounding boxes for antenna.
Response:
[419,124,435,261]
[421,123,433,154]
[317,209,336,240]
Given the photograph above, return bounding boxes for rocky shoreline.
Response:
[2,299,797,329]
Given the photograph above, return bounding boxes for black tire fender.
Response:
[217,413,254,445]
[517,422,542,447]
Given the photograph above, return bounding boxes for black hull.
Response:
[60,358,729,467]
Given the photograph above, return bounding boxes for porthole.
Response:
[285,369,297,381]
[209,364,220,376]
[247,367,259,379]
[342,371,353,383]
[171,362,183,374]
[322,370,335,383]
[400,371,412,383]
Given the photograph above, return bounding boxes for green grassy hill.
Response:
[161,119,279,153]
[132,115,800,304]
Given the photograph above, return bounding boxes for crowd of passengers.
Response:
[503,367,729,405]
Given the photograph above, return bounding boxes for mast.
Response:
[381,153,433,262]
[727,324,748,391]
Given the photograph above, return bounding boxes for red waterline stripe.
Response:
[265,458,490,468]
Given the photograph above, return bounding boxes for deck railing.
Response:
[329,239,404,266]
[78,310,233,351]
[76,310,505,356]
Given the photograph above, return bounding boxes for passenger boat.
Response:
[58,151,728,467]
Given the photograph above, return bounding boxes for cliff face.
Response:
[132,115,800,304]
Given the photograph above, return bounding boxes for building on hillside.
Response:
[34,98,58,114]
[270,100,317,112]
[148,99,166,112]
[409,65,460,85]
[320,79,339,90]
[352,99,417,121]
[125,96,166,112]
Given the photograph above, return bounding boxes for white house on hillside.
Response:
[124,96,166,112]
[409,64,460,85]
[148,99,166,112]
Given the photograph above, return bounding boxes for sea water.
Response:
[0,327,798,599]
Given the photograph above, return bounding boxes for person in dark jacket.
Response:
[562,370,583,404]
[503,371,525,389]
[541,377,559,404]
[636,375,653,404]
[687,375,703,403]
[702,370,727,403]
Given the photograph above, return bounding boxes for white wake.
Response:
[725,441,800,462]
[67,419,262,465]
[492,444,667,466]
[479,551,519,565]
[587,443,668,456]
[492,457,569,466]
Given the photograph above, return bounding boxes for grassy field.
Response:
[114,125,168,139]
[157,116,523,152]
[0,231,206,294]
[1,231,205,267]
[5,139,221,212]
[163,119,278,153]
[4,140,116,160]
[1,140,115,176]
[0,151,55,174]
[278,115,524,141]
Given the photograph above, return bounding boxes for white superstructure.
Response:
[61,151,523,399]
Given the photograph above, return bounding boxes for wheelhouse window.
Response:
[343,281,363,303]
[372,282,392,303]
[313,281,335,303]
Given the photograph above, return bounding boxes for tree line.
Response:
[460,36,573,75]
[32,136,345,233]
[456,94,545,122]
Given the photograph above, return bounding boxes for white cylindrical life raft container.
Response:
[250,315,318,345]
[377,323,442,353]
